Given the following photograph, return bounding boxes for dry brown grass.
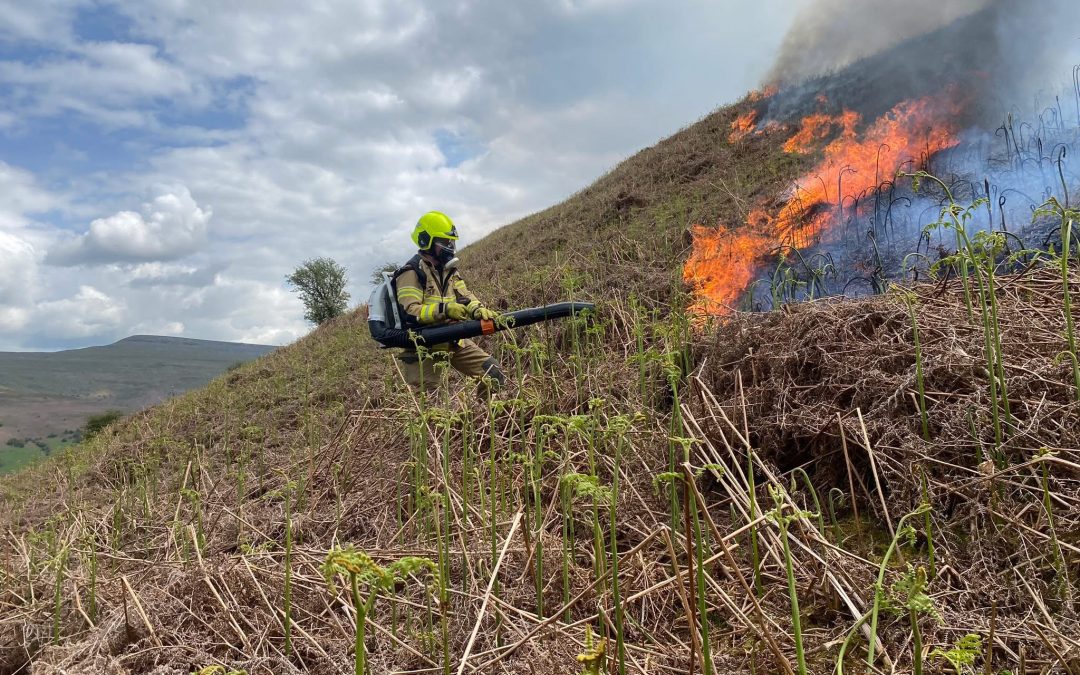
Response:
[693,264,1080,673]
[2,260,1078,674]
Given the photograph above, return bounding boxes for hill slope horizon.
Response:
[0,335,276,474]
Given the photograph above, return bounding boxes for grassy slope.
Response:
[0,445,46,475]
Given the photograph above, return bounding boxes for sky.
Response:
[0,0,805,351]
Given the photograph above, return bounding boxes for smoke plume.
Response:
[762,0,1080,129]
[767,0,990,84]
[768,0,1080,104]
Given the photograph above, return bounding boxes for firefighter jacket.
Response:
[394,256,486,329]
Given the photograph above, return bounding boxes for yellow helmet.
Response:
[412,211,459,250]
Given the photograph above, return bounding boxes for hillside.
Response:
[3,12,1080,675]
[0,336,276,473]
[457,93,797,310]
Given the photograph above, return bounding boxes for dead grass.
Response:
[694,264,1080,673]
[2,260,1078,674]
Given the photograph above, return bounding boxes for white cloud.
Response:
[0,306,30,333]
[33,285,126,338]
[0,41,200,127]
[156,273,308,345]
[0,231,37,307]
[556,0,642,14]
[129,319,184,335]
[119,0,431,79]
[0,162,59,336]
[0,0,84,45]
[49,186,211,265]
[125,261,223,288]
[0,161,57,229]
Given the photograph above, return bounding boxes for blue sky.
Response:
[0,0,811,350]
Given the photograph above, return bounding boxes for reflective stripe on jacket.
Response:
[395,257,483,327]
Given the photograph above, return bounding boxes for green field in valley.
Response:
[0,335,275,474]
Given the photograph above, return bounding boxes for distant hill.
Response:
[0,335,276,472]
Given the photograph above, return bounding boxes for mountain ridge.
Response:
[0,335,277,473]
[1,334,277,356]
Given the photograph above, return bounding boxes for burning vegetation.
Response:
[688,92,968,316]
[685,0,1080,318]
[727,110,758,144]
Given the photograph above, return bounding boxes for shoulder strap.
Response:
[389,255,427,331]
[391,254,427,287]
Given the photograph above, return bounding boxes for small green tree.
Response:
[286,257,350,325]
[369,262,399,286]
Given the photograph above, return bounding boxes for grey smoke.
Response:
[767,0,1080,110]
[767,0,990,84]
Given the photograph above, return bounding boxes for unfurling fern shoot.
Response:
[322,548,434,675]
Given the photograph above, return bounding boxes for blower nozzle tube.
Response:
[369,302,595,349]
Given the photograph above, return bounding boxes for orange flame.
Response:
[684,223,773,316]
[775,95,963,242]
[729,110,758,144]
[783,110,858,154]
[687,94,965,317]
[749,85,779,103]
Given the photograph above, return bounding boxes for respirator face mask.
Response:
[432,238,458,269]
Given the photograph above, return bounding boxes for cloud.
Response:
[48,186,211,266]
[151,273,308,345]
[0,306,30,334]
[117,1,431,80]
[0,0,84,45]
[0,231,37,307]
[0,161,57,229]
[0,40,201,128]
[0,161,58,335]
[556,0,643,13]
[125,261,224,288]
[129,319,184,336]
[33,285,126,338]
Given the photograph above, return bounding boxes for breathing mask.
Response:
[432,238,458,269]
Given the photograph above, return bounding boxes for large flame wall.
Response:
[685,90,966,317]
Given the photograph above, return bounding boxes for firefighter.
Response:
[394,211,506,394]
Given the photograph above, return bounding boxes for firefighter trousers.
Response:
[398,339,505,394]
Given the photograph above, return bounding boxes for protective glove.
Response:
[446,302,470,321]
[473,307,500,321]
